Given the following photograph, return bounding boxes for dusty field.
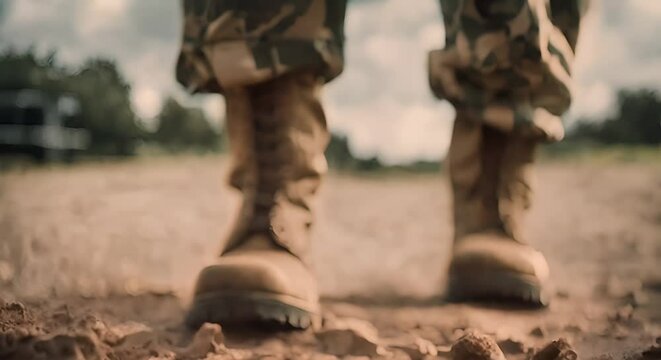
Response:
[0,156,660,359]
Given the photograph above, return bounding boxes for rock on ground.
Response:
[450,330,507,360]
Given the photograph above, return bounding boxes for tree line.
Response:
[1,49,658,165]
[0,49,220,156]
[567,89,660,145]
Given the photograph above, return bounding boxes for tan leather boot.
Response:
[446,111,550,306]
[187,72,329,329]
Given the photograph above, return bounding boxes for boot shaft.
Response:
[222,72,329,261]
[449,111,538,243]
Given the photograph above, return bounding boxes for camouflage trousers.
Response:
[177,0,588,140]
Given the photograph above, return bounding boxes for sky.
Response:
[1,0,660,164]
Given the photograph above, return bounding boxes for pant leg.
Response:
[176,0,348,94]
[429,0,589,141]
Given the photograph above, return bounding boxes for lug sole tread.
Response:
[186,292,318,330]
[447,271,549,307]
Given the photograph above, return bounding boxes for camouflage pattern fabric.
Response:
[176,0,347,93]
[429,0,589,141]
[177,0,586,140]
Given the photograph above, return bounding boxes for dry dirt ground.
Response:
[0,156,659,359]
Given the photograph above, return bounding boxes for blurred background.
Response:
[0,0,659,168]
[0,1,659,357]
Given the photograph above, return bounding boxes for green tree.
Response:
[68,59,143,155]
[325,133,354,168]
[154,96,220,152]
[569,89,661,145]
[0,49,144,155]
[0,49,64,93]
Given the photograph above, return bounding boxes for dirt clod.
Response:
[106,321,152,345]
[316,317,386,357]
[390,336,438,359]
[497,338,527,354]
[177,322,227,359]
[450,330,506,360]
[0,302,31,329]
[532,338,578,360]
[4,332,111,360]
[642,337,661,359]
[530,327,546,338]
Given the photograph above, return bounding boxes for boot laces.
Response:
[250,89,285,232]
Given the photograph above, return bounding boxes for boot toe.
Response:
[448,234,550,306]
[188,249,319,329]
[197,254,288,295]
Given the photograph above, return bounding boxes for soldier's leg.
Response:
[177,0,348,329]
[429,0,588,305]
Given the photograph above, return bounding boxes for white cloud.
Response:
[201,96,225,129]
[417,21,445,49]
[567,0,661,124]
[630,0,661,18]
[325,96,454,164]
[567,81,616,122]
[5,0,65,25]
[79,0,130,35]
[132,85,162,120]
[325,0,451,163]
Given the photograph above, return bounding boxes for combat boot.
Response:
[187,72,329,329]
[446,111,550,306]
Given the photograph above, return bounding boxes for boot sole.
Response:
[447,271,549,307]
[186,291,319,330]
